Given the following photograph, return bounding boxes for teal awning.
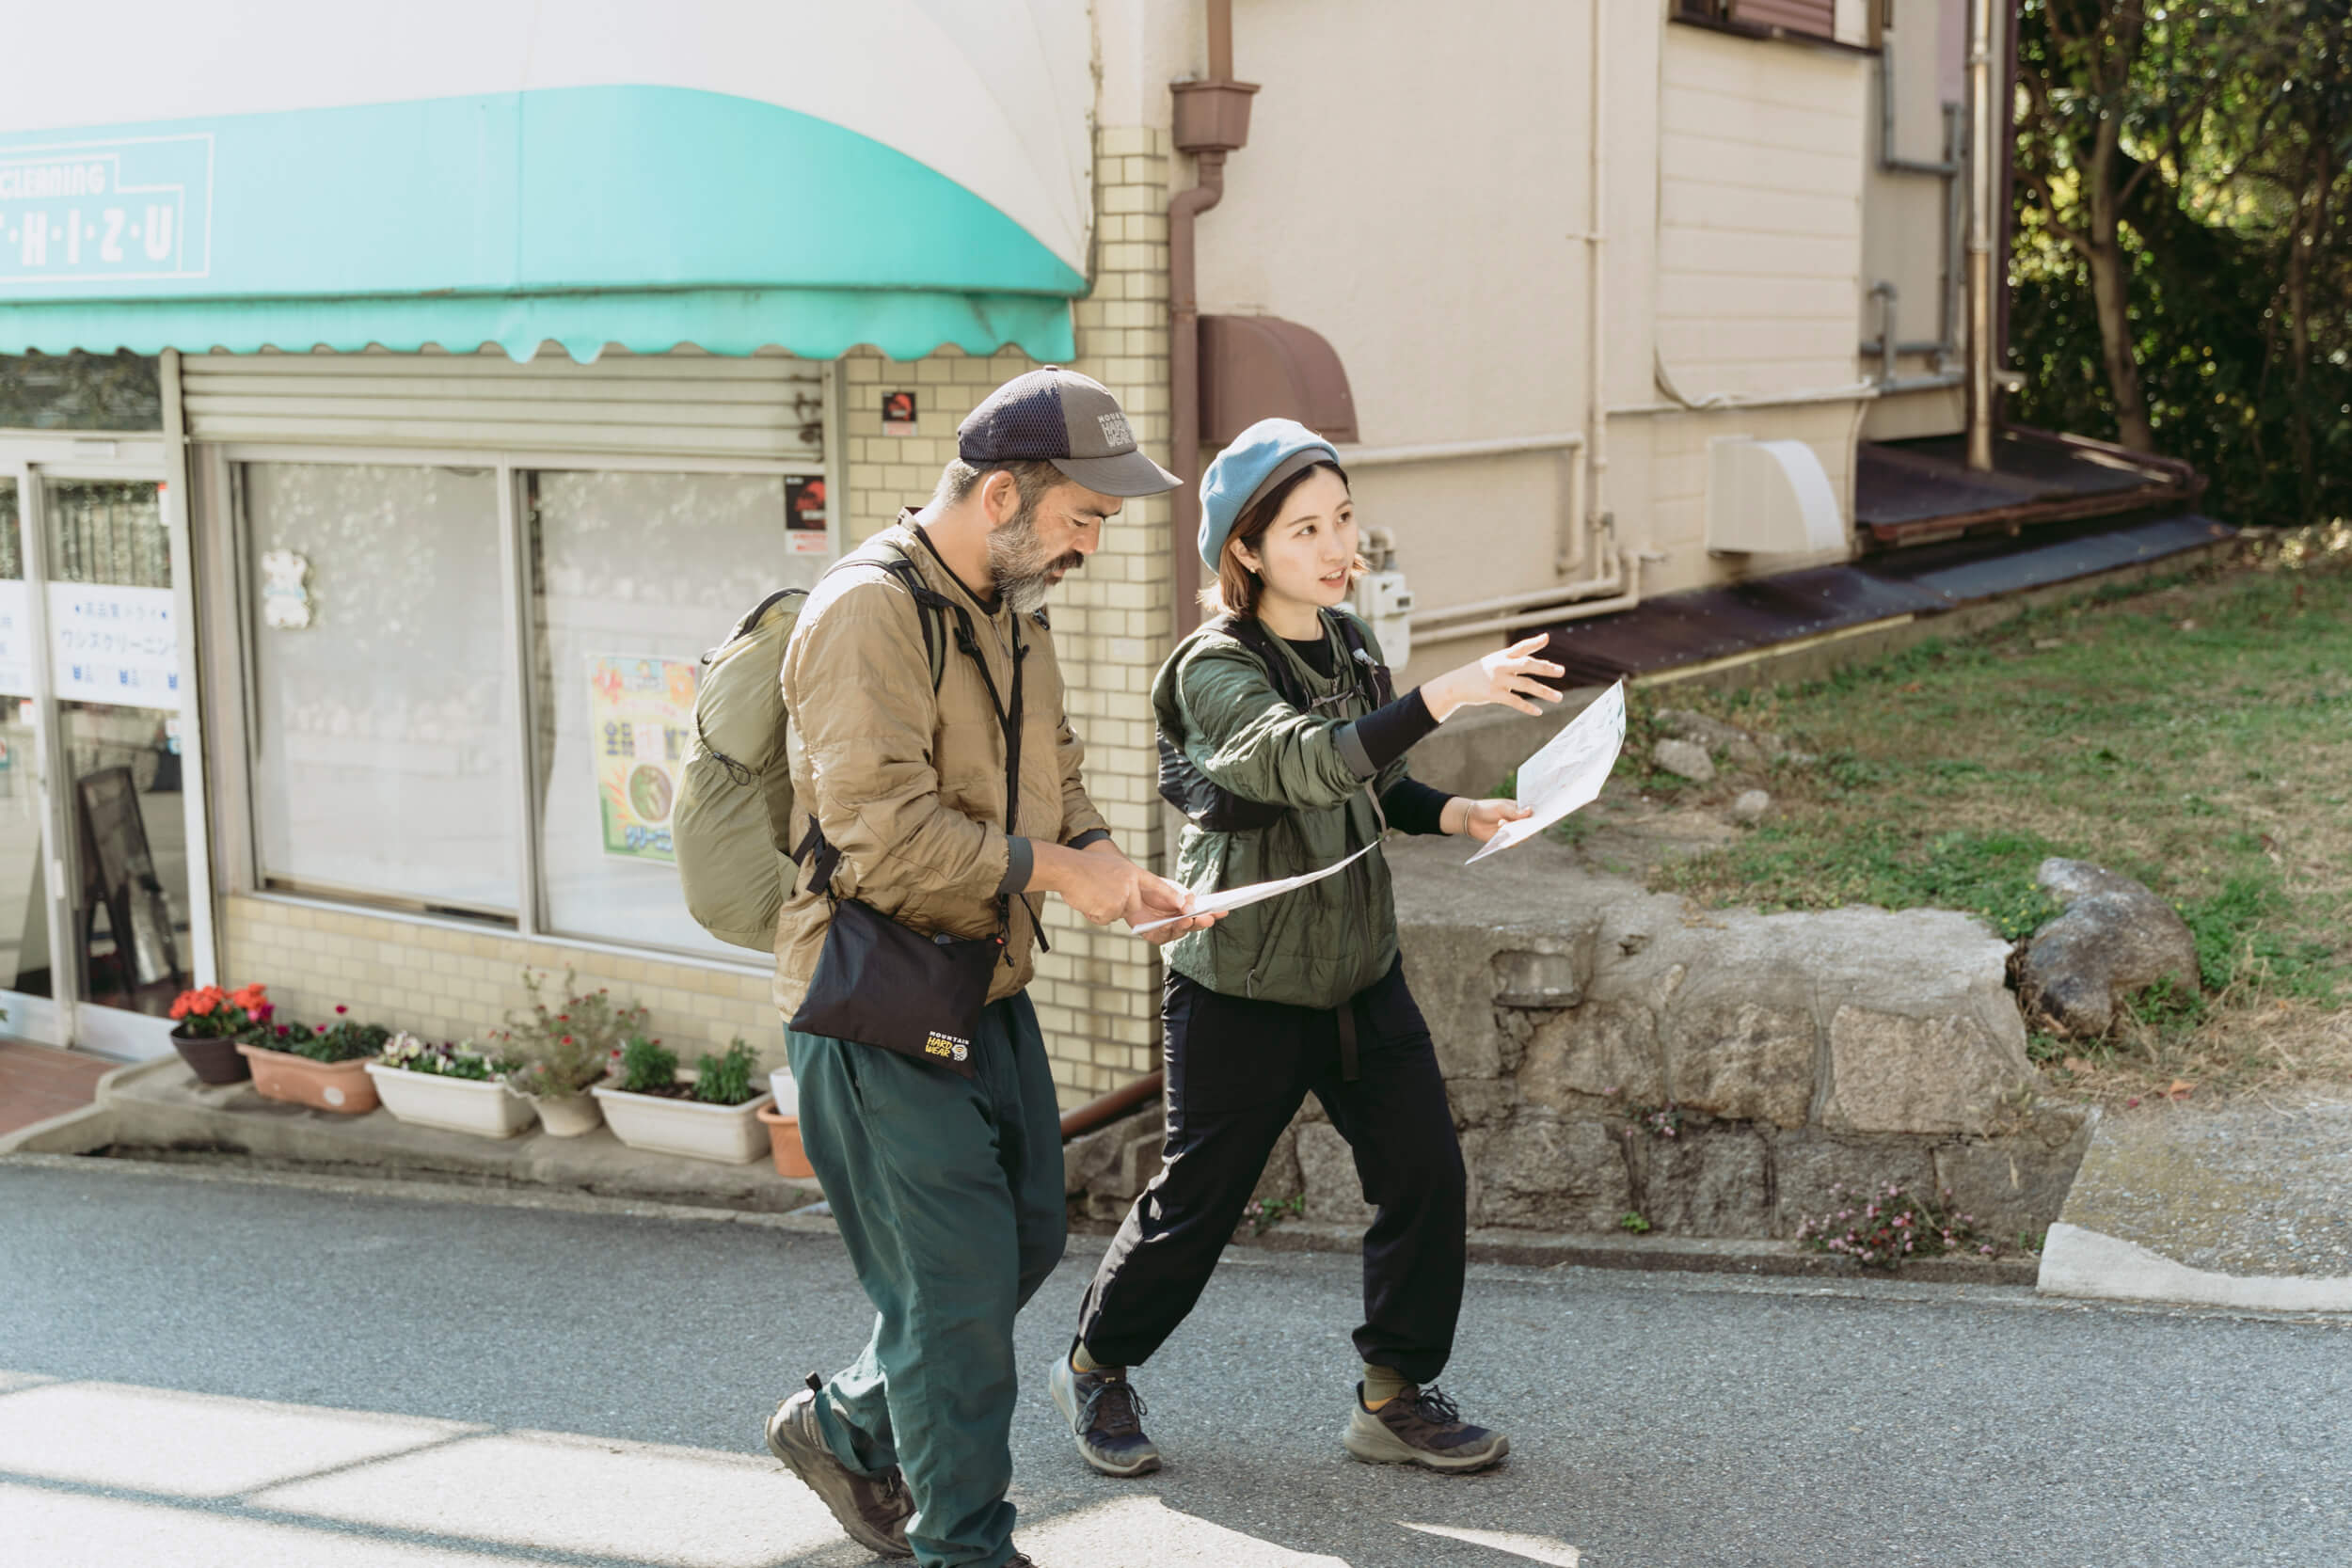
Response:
[0,84,1085,363]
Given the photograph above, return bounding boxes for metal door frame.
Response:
[0,415,215,1058]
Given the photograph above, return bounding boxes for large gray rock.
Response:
[1518,1000,1665,1110]
[1655,708,1771,772]
[1822,1005,2034,1135]
[1661,995,1817,1128]
[1652,737,1717,784]
[2017,858,2201,1038]
[1476,1110,1632,1229]
[1628,1123,1772,1235]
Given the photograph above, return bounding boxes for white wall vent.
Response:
[1705,436,1846,555]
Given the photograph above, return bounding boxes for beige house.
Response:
[0,1,2200,1109]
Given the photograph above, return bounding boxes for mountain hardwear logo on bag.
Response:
[924,1032,971,1063]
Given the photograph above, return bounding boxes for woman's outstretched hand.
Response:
[1422,634,1567,721]
[1443,797,1534,843]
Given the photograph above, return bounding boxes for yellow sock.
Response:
[1362,1363,1412,1410]
[1072,1339,1104,1373]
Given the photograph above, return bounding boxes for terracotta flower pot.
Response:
[236,1043,380,1115]
[530,1092,604,1138]
[757,1103,816,1179]
[171,1028,251,1086]
[365,1064,536,1138]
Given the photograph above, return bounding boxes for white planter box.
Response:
[365,1064,538,1138]
[592,1083,773,1164]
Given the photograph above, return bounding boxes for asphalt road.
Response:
[1,1158,2345,1568]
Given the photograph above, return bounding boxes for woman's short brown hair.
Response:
[1200,459,1363,619]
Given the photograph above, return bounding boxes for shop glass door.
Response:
[0,458,199,1056]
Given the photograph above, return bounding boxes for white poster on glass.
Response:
[46,582,183,710]
[0,580,33,697]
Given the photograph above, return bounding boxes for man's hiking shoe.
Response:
[1342,1383,1509,1473]
[765,1373,914,1558]
[1048,1351,1162,1477]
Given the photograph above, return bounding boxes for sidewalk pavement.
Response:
[2039,1096,2352,1312]
[0,1041,112,1141]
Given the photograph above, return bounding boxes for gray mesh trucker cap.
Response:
[957,366,1181,498]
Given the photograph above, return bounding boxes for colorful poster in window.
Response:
[587,654,698,863]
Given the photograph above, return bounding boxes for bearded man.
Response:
[763,368,1212,1568]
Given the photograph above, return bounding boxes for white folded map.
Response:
[1465,679,1628,864]
[1130,844,1380,934]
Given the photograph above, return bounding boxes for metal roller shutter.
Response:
[182,346,826,462]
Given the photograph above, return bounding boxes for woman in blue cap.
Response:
[1051,418,1565,1477]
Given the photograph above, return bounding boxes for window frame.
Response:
[1668,0,1879,55]
[198,358,846,970]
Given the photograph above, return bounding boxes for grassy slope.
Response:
[1628,529,2352,1101]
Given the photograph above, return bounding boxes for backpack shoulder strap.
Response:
[849,545,949,693]
[1328,609,1395,708]
[1216,613,1314,713]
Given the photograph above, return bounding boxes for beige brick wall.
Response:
[220,895,780,1066]
[214,129,1177,1110]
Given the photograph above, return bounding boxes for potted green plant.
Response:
[237,1006,389,1114]
[366,1033,534,1138]
[591,1036,772,1164]
[495,973,644,1138]
[167,982,273,1085]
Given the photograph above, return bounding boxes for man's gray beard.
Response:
[987,509,1081,615]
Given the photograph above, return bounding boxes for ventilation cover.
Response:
[1705,436,1845,555]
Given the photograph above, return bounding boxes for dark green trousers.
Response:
[786,992,1066,1568]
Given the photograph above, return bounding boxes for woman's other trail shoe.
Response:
[1048,1352,1162,1477]
[1342,1383,1510,1472]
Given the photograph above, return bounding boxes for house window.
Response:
[1673,0,1840,42]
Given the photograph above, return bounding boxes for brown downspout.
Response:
[1168,1,1258,640]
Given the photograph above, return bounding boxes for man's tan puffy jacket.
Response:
[772,518,1108,1016]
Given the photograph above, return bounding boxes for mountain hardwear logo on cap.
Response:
[1097,411,1133,450]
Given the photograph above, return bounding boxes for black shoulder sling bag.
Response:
[787,554,1032,1079]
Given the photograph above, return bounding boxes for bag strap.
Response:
[1218,610,1391,840]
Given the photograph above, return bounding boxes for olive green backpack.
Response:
[674,551,946,950]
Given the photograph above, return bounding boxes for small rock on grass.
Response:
[1652,737,1716,784]
[1729,789,1771,825]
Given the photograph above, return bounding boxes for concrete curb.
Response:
[2038,1222,2352,1314]
[57,1055,828,1215]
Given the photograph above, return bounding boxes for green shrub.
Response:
[691,1038,761,1106]
[617,1035,678,1093]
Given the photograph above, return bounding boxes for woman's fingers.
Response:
[1504,634,1550,657]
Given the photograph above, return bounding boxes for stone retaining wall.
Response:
[1070,836,2090,1246]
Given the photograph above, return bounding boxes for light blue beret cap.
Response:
[1198,418,1343,571]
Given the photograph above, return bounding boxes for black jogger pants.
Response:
[1074,958,1468,1384]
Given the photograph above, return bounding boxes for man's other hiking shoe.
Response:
[765,1373,914,1557]
[1342,1383,1509,1473]
[1048,1352,1162,1477]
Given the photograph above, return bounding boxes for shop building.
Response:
[1,1,2203,1107]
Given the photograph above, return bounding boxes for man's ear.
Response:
[979,468,1025,531]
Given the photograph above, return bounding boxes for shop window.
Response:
[1673,0,1840,42]
[0,351,163,432]
[242,464,517,917]
[526,468,824,953]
